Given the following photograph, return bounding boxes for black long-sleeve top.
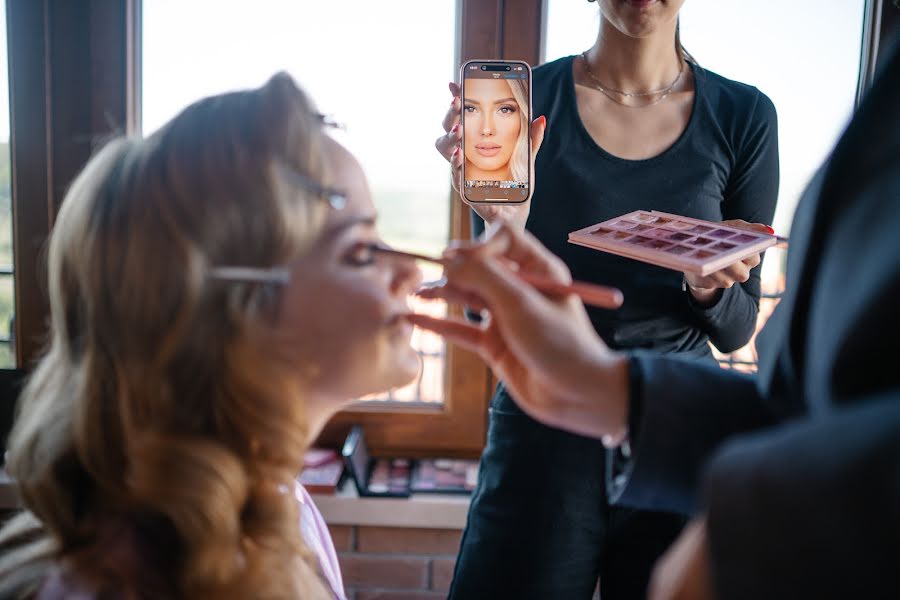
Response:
[477,56,779,356]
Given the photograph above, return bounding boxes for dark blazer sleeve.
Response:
[689,89,780,353]
[610,353,777,515]
[703,396,900,600]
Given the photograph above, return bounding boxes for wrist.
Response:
[684,277,721,307]
[585,350,630,445]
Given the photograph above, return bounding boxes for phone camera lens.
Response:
[480,65,486,70]
[505,66,511,71]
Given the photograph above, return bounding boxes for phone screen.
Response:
[461,60,532,204]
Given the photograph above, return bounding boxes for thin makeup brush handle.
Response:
[516,272,623,309]
[371,245,623,309]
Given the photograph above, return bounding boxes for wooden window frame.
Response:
[5,0,890,457]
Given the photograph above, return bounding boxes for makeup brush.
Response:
[370,245,624,309]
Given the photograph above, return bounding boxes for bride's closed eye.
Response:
[344,241,378,267]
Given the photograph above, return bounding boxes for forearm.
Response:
[611,353,774,514]
[688,281,760,353]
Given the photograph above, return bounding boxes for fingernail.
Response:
[449,82,457,93]
[452,146,460,156]
[451,95,458,106]
[765,225,775,234]
[451,123,459,133]
[538,115,547,127]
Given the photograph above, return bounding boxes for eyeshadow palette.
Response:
[299,448,345,495]
[568,210,778,276]
[410,459,479,495]
[341,426,411,498]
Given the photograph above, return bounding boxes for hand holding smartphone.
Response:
[460,60,533,205]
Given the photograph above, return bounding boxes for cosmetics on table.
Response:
[299,448,345,495]
[341,426,412,498]
[410,459,479,495]
[568,210,781,277]
[340,426,479,498]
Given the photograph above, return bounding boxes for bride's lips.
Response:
[475,142,502,157]
[624,0,658,7]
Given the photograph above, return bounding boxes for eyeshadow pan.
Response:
[612,220,639,230]
[635,213,659,223]
[711,242,737,251]
[626,236,654,246]
[610,231,632,240]
[688,225,714,234]
[666,220,695,231]
[664,245,692,255]
[590,227,614,236]
[731,233,760,244]
[688,237,713,246]
[631,224,653,232]
[710,229,736,239]
[646,228,678,239]
[692,250,715,259]
[667,232,693,242]
[654,217,672,225]
[646,239,672,250]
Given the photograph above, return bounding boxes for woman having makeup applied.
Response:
[463,78,530,187]
[435,0,779,598]
[0,73,423,600]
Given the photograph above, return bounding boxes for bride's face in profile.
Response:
[277,137,422,402]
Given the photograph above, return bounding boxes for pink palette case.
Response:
[568,210,777,276]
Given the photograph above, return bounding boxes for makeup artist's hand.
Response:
[435,82,546,231]
[408,222,630,440]
[683,220,772,307]
[648,518,715,600]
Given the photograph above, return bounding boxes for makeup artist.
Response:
[434,0,778,597]
[414,33,900,600]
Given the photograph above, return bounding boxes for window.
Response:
[142,1,491,454]
[544,0,866,370]
[0,2,14,368]
[142,0,457,403]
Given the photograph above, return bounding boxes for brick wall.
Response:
[330,524,462,600]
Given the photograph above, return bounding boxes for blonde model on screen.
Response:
[0,73,422,600]
[463,77,529,185]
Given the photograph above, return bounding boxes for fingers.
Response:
[441,94,460,133]
[455,221,572,283]
[404,313,485,356]
[435,119,461,162]
[721,219,775,235]
[530,115,547,163]
[440,244,552,324]
[436,90,461,163]
[705,262,749,288]
[742,252,761,269]
[415,281,487,312]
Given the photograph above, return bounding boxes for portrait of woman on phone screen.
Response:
[463,77,529,190]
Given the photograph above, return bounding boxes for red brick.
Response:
[339,554,429,589]
[430,557,455,593]
[329,524,354,552]
[356,591,445,600]
[357,526,462,555]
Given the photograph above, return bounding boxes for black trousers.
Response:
[448,384,687,600]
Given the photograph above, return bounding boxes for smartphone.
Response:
[460,59,532,204]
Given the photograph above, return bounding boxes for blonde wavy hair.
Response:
[507,78,530,184]
[0,73,334,599]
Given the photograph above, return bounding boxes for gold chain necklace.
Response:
[580,52,685,108]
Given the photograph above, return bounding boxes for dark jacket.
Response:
[615,36,900,600]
